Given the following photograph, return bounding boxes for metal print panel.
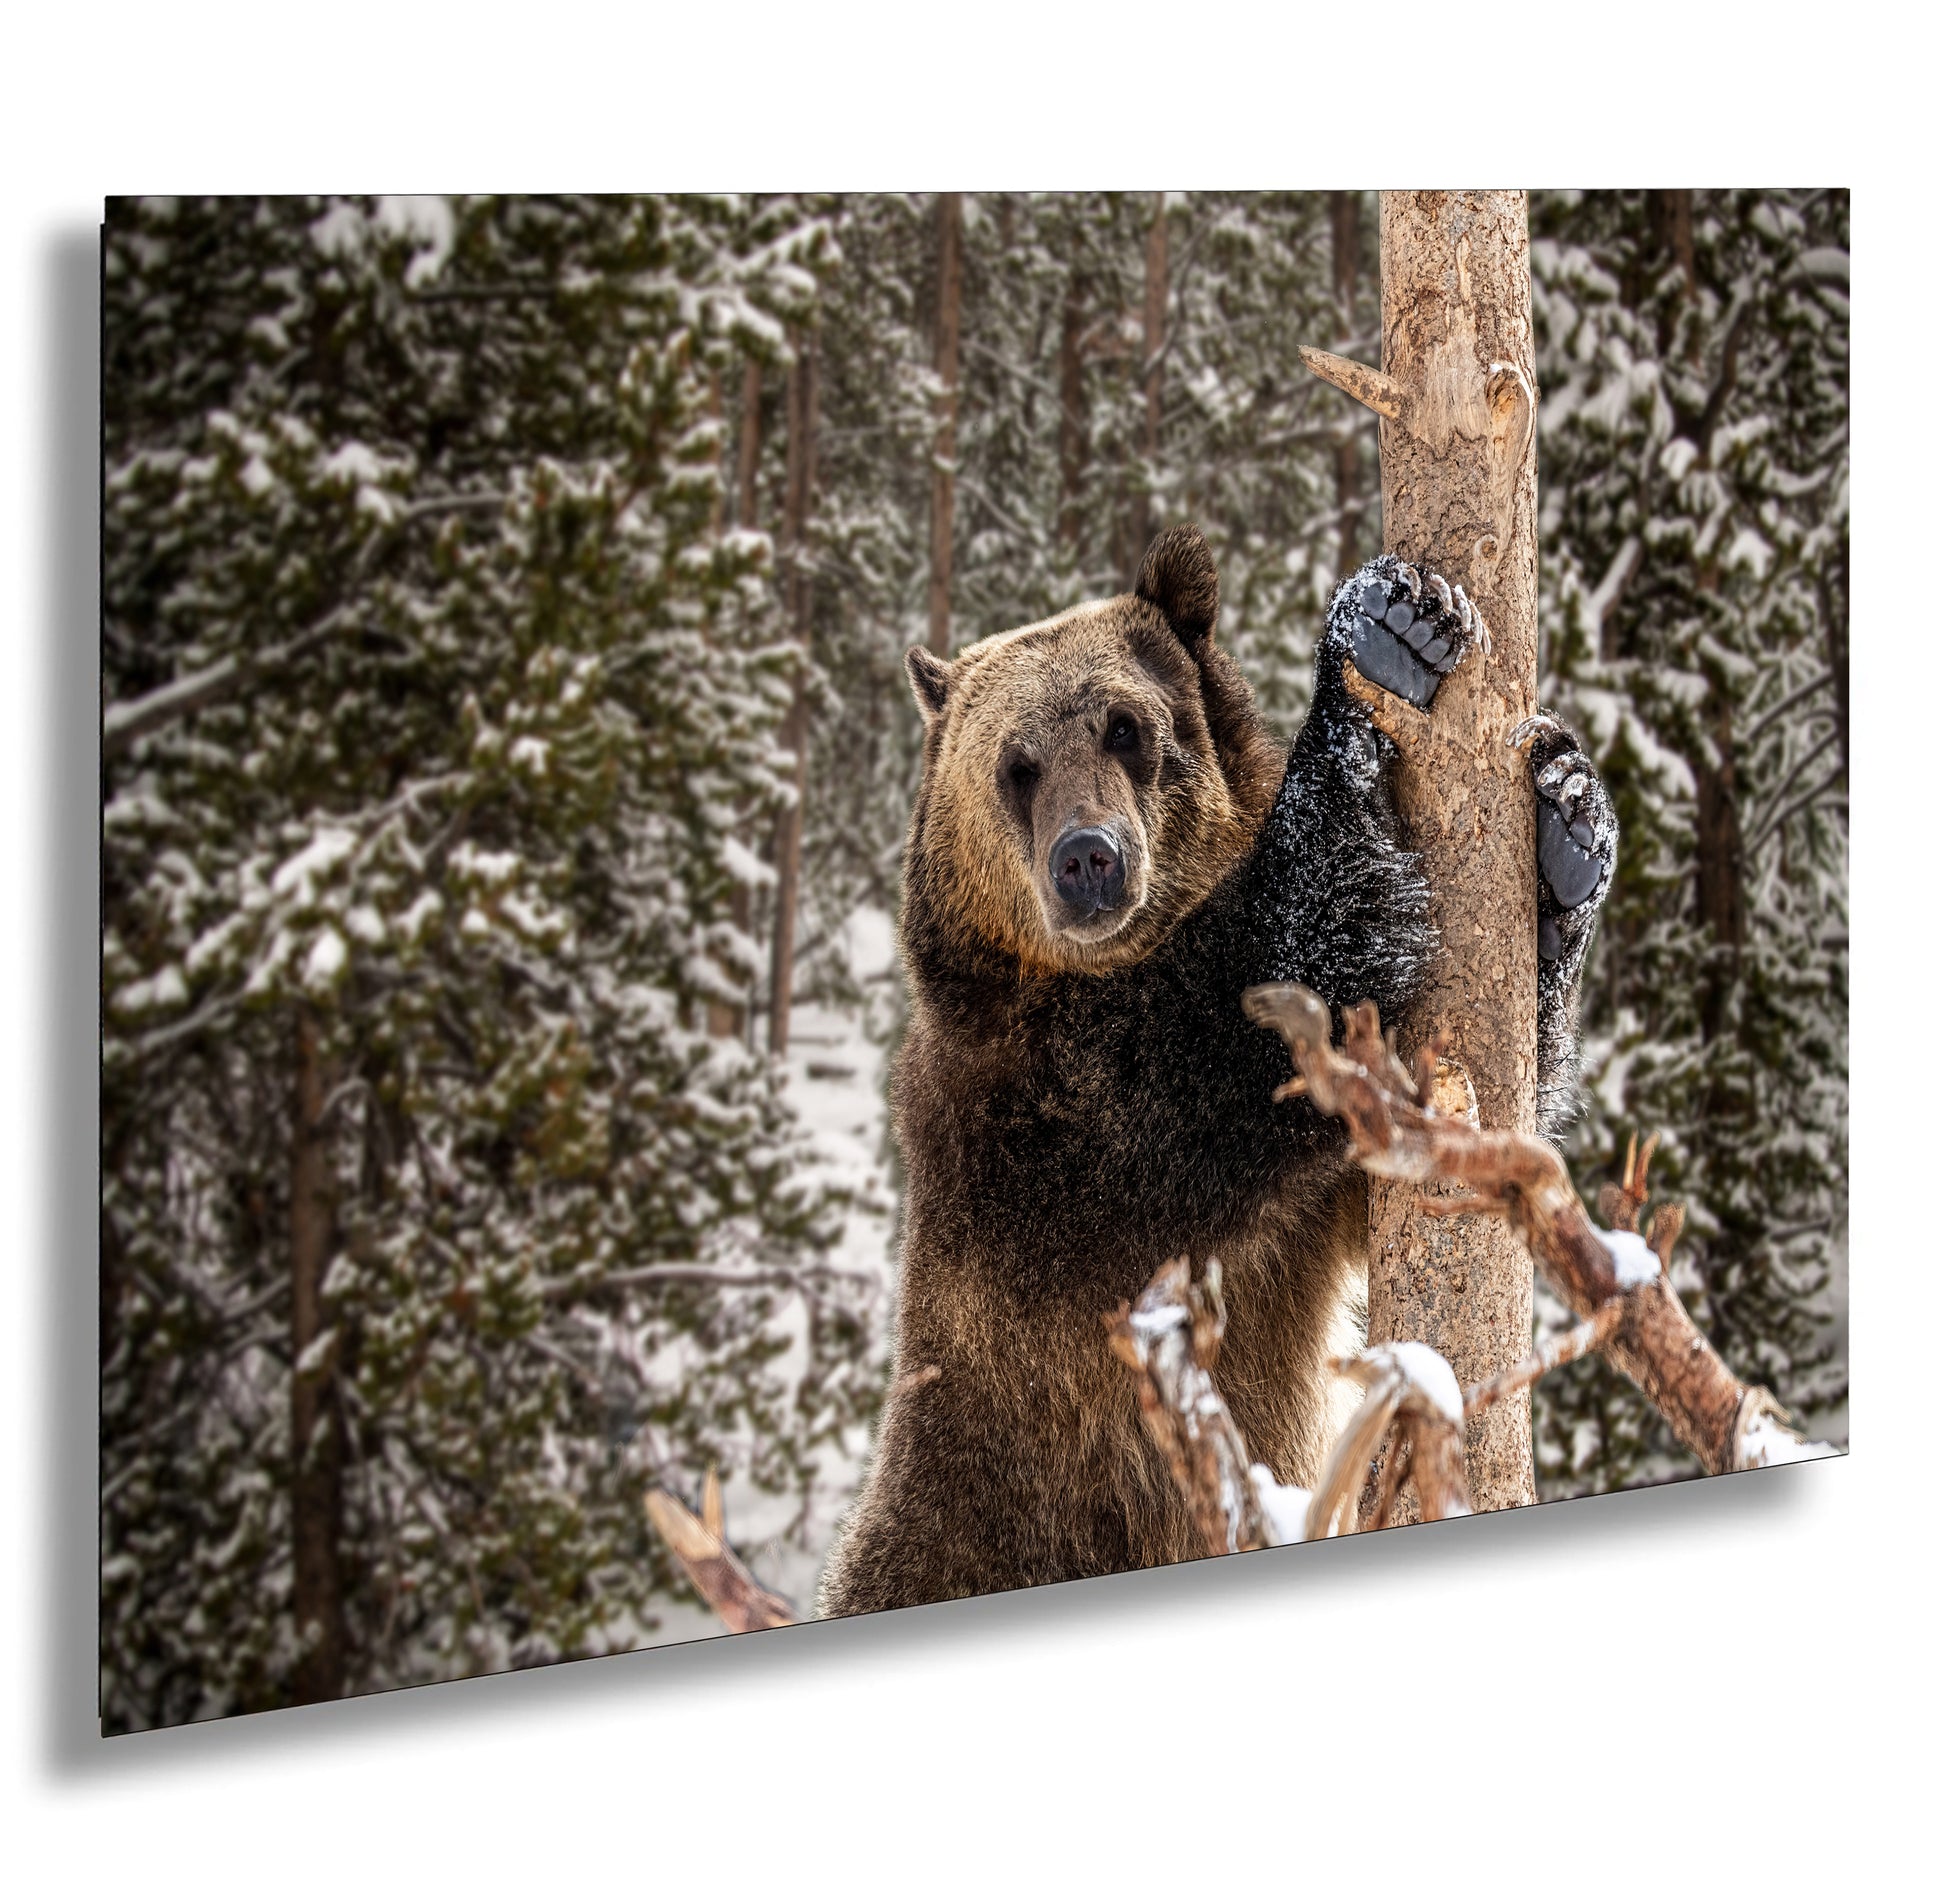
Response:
[98,190,1848,1731]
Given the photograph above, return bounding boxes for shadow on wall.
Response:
[38,225,104,1773]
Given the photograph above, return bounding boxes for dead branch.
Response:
[1243,983,1833,1476]
[1307,1342,1472,1540]
[645,1470,797,1633]
[1105,1258,1275,1556]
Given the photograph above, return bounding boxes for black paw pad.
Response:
[1537,801,1605,909]
[1341,560,1474,711]
[1527,726,1618,944]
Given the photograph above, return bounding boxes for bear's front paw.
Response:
[1517,714,1617,963]
[1333,556,1481,712]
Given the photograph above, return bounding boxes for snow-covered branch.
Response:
[540,1261,871,1303]
[101,494,505,762]
[1104,1258,1276,1556]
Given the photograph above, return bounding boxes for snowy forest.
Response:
[99,191,1848,1732]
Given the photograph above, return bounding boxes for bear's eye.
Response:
[1105,715,1140,754]
[1000,754,1040,826]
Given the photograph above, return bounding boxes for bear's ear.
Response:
[1135,526,1220,648]
[905,645,953,724]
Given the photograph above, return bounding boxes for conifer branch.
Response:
[102,494,505,761]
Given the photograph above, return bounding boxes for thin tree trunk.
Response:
[1329,191,1364,579]
[1129,192,1168,583]
[738,356,762,532]
[1059,270,1087,561]
[1695,687,1746,1040]
[289,1010,345,1704]
[1306,193,1543,1514]
[705,365,724,537]
[767,328,817,1057]
[928,192,962,658]
[702,364,745,1041]
[1822,535,1850,772]
[729,354,763,1028]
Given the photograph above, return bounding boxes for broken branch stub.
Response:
[645,1474,797,1633]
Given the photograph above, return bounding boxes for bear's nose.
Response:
[1049,825,1126,914]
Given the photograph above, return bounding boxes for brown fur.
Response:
[820,532,1370,1616]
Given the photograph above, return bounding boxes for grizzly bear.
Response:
[817,527,1613,1618]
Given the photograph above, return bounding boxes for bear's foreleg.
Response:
[1285,559,1616,1139]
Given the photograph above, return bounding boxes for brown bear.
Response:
[817,527,1613,1618]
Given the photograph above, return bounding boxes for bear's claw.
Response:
[1336,557,1477,711]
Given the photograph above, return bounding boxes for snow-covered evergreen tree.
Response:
[1527,189,1849,1493]
[101,195,883,1728]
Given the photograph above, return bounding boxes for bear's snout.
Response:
[1049,825,1127,915]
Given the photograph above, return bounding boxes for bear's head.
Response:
[902,527,1283,977]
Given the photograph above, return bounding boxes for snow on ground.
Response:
[649,906,901,1643]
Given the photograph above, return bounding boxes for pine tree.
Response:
[100,194,884,1728]
[1527,188,1849,1493]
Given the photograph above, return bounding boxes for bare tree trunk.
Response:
[289,1011,345,1704]
[1369,192,1540,1512]
[1058,271,1087,561]
[1129,193,1168,583]
[1695,687,1745,1041]
[1823,534,1850,771]
[767,328,817,1057]
[701,364,745,1041]
[927,192,962,658]
[737,356,762,532]
[1329,191,1365,579]
[728,355,763,1042]
[1304,192,1542,1513]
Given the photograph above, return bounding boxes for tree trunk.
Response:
[1311,192,1543,1514]
[737,356,762,532]
[1329,191,1365,579]
[727,354,763,1043]
[702,364,746,1041]
[1058,270,1087,561]
[1129,193,1168,583]
[1695,686,1745,1041]
[767,328,817,1057]
[927,192,962,658]
[289,1010,346,1704]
